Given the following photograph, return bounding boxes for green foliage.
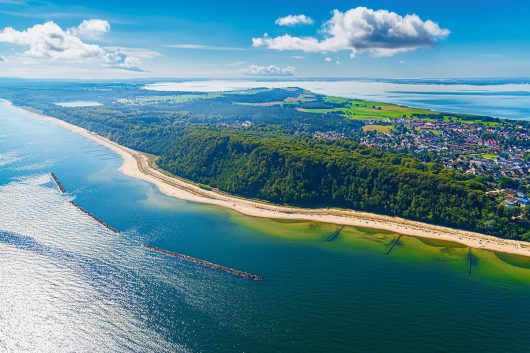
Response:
[498,176,517,189]
[158,130,528,240]
[1,81,526,240]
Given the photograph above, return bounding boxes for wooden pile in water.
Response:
[143,244,261,281]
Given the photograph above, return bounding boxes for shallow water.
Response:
[1,103,530,353]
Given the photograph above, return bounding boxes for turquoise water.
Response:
[1,103,530,352]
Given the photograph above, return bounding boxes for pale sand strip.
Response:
[4,99,529,256]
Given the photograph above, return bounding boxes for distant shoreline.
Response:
[3,99,529,257]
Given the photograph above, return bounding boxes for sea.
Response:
[145,78,530,120]
[1,100,530,352]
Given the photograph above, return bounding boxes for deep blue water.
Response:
[1,102,530,353]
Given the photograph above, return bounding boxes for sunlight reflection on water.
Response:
[0,175,187,352]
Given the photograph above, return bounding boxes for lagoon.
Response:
[145,79,530,120]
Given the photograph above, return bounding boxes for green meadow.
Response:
[299,96,433,120]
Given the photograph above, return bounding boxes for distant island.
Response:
[1,81,528,241]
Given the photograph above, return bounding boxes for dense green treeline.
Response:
[159,131,529,240]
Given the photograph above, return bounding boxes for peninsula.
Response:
[3,98,529,257]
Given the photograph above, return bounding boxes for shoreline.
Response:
[3,99,530,257]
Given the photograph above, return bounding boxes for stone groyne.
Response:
[69,200,120,234]
[50,173,65,193]
[143,244,262,281]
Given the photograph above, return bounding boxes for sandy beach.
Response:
[4,99,529,257]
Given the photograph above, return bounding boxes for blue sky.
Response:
[0,0,529,78]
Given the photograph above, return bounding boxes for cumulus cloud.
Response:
[104,46,161,59]
[243,64,295,76]
[0,21,104,60]
[70,19,110,39]
[324,57,332,62]
[0,55,6,63]
[0,20,142,71]
[275,14,313,26]
[104,49,143,71]
[254,7,449,57]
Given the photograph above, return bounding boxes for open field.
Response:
[299,96,433,120]
[362,124,394,133]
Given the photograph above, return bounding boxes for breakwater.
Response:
[50,173,65,193]
[50,172,119,234]
[143,244,262,281]
[69,200,120,234]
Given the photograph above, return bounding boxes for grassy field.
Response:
[300,96,432,120]
[119,92,223,104]
[481,153,498,160]
[441,115,500,127]
[362,124,394,133]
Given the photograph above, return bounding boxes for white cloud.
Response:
[275,14,314,26]
[242,64,295,76]
[70,19,110,39]
[254,7,449,57]
[104,49,143,71]
[104,46,161,59]
[324,57,332,62]
[167,43,245,51]
[0,20,143,71]
[291,55,305,59]
[0,55,6,62]
[0,21,104,60]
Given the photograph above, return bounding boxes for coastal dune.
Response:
[4,99,529,257]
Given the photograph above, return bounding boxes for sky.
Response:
[0,0,529,79]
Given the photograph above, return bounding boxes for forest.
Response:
[1,81,527,240]
[157,130,529,240]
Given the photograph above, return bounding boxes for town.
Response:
[359,117,530,208]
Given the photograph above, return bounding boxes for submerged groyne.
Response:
[327,226,345,241]
[69,200,120,234]
[386,235,402,255]
[143,244,262,281]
